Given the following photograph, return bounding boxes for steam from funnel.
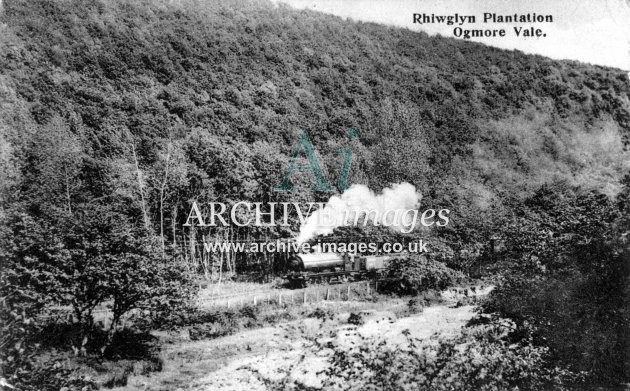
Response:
[296,182,421,244]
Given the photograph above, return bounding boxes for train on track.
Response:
[284,251,403,288]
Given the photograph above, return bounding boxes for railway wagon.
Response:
[284,251,401,287]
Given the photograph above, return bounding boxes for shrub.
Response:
[406,298,423,314]
[187,304,300,341]
[307,307,335,321]
[7,361,98,391]
[189,309,242,340]
[320,322,577,391]
[382,255,465,296]
[347,312,364,326]
[480,185,630,386]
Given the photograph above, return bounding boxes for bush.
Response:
[187,304,301,341]
[347,312,364,326]
[188,308,243,340]
[483,265,629,386]
[7,361,98,391]
[406,298,424,314]
[480,186,630,386]
[320,322,577,391]
[382,255,465,296]
[307,307,335,322]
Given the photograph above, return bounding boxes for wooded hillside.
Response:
[0,0,629,268]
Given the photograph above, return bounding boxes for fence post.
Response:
[366,281,370,296]
[303,290,307,304]
[279,293,282,306]
[347,285,351,301]
[326,288,330,301]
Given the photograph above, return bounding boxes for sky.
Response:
[273,0,630,70]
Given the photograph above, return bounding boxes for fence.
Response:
[197,280,378,310]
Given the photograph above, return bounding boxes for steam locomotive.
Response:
[284,251,402,287]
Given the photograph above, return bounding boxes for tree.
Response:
[482,184,630,385]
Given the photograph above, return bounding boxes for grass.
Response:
[196,280,281,299]
[27,281,485,390]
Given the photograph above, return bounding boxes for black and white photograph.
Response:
[0,0,629,390]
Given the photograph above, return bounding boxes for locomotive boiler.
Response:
[284,251,400,287]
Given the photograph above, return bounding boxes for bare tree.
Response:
[159,140,173,255]
[129,135,152,232]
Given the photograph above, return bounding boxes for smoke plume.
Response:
[296,182,421,244]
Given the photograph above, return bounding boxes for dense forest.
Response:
[0,0,628,389]
[1,0,628,271]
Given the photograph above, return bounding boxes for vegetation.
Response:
[382,255,465,295]
[1,0,628,276]
[480,181,630,386]
[167,303,309,340]
[319,323,578,391]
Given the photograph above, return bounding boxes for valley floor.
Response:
[114,298,478,391]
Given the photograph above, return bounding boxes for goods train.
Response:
[284,251,402,287]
